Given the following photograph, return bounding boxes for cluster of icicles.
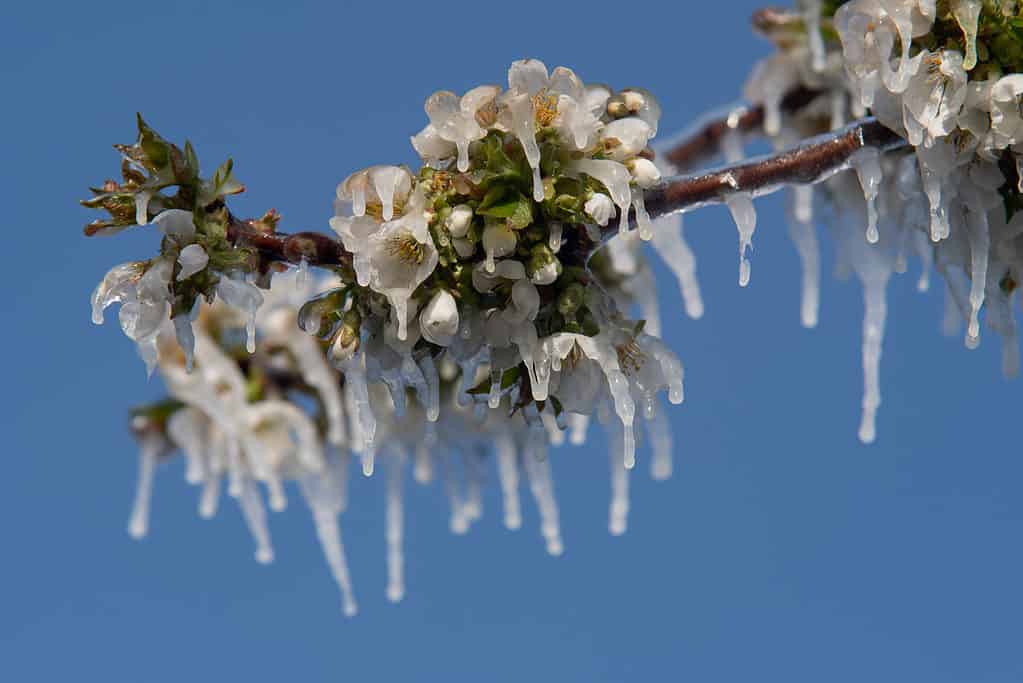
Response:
[641,0,1023,443]
[123,266,681,615]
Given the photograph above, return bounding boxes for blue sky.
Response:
[3,1,1022,681]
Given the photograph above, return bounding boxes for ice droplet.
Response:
[852,149,883,243]
[725,194,757,287]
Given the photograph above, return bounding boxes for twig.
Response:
[662,87,822,171]
[643,117,906,223]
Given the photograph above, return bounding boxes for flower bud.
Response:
[420,289,460,346]
[298,289,345,339]
[626,157,661,188]
[584,193,615,226]
[330,309,362,364]
[446,204,474,238]
[557,283,586,317]
[528,244,562,285]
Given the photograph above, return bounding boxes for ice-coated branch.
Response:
[662,86,823,171]
[225,211,353,272]
[643,117,907,224]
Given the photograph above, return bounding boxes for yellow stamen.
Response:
[385,232,425,265]
[533,89,559,128]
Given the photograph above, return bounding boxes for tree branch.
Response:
[226,212,353,271]
[661,87,823,171]
[643,117,906,224]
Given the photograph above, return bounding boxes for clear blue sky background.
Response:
[3,1,1022,681]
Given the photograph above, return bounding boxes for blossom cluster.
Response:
[87,61,687,611]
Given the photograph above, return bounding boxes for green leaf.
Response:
[467,366,521,395]
[478,189,533,229]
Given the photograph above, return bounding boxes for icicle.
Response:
[496,436,521,530]
[912,230,932,292]
[523,434,563,556]
[464,453,483,523]
[650,214,704,319]
[569,159,633,234]
[199,471,221,519]
[964,208,990,348]
[608,429,630,536]
[634,193,653,241]
[238,477,274,564]
[312,509,358,616]
[134,190,153,225]
[488,365,502,408]
[386,457,405,603]
[788,186,820,328]
[173,315,196,372]
[295,258,309,289]
[419,354,440,422]
[444,451,469,535]
[951,0,982,71]
[725,193,757,287]
[127,436,160,539]
[858,281,888,444]
[361,449,375,477]
[919,162,950,241]
[548,222,562,252]
[568,413,589,445]
[342,353,376,453]
[721,128,744,163]
[804,0,826,72]
[852,149,883,243]
[646,401,673,481]
[830,91,846,130]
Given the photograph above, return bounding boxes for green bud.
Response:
[557,283,585,316]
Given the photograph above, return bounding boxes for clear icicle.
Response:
[127,436,160,539]
[237,477,274,564]
[385,456,405,603]
[495,436,522,530]
[951,0,982,71]
[646,400,673,481]
[419,354,440,422]
[634,193,654,241]
[964,208,990,348]
[788,186,821,328]
[568,413,589,446]
[853,149,883,243]
[199,471,221,519]
[548,222,562,252]
[608,430,630,536]
[650,214,704,319]
[312,509,358,617]
[295,258,309,289]
[725,193,757,287]
[858,281,888,444]
[804,0,826,71]
[523,435,562,556]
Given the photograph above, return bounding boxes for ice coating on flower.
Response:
[420,289,459,346]
[176,244,208,281]
[338,166,413,221]
[420,86,501,172]
[92,262,143,325]
[216,275,264,353]
[584,193,615,226]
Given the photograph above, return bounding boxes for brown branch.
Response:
[226,213,353,271]
[643,117,906,224]
[662,86,823,171]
